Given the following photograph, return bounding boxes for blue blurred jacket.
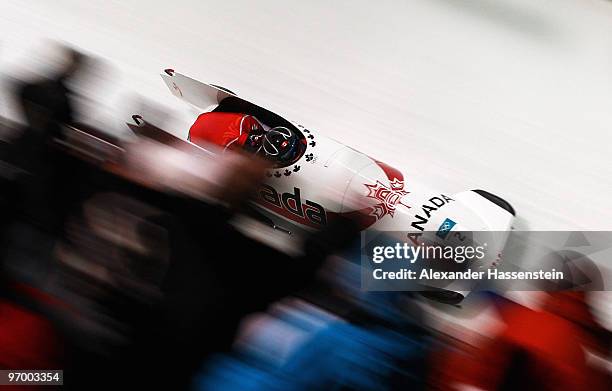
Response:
[195,294,428,390]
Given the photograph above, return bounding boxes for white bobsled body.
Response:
[158,70,516,302]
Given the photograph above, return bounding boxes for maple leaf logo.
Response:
[364,178,410,220]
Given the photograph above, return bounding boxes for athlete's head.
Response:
[243,133,264,153]
[262,126,299,163]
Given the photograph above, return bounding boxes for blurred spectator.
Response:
[128,186,361,389]
[196,257,431,390]
[9,45,90,234]
[430,292,611,390]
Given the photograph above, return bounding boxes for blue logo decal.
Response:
[436,218,456,239]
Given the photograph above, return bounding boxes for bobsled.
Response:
[129,69,517,304]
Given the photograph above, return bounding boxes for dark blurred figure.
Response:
[129,195,361,390]
[11,46,89,234]
[17,47,83,138]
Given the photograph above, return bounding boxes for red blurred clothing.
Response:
[0,285,64,391]
[0,299,60,369]
[189,112,263,150]
[0,286,64,364]
[430,293,610,390]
